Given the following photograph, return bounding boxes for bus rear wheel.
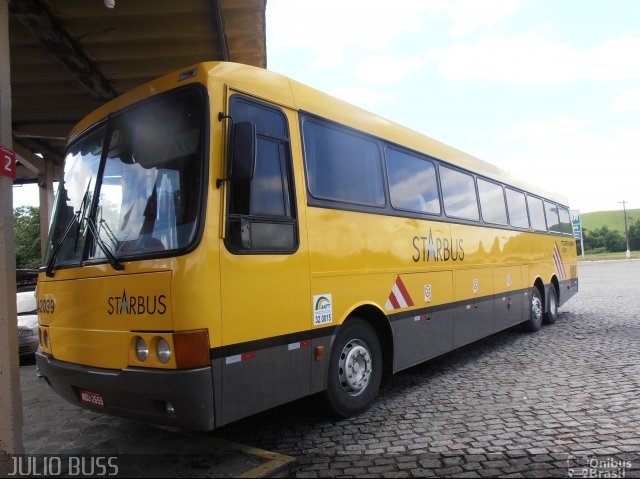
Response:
[544,285,558,324]
[324,318,382,418]
[524,287,544,332]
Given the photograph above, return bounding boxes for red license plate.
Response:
[79,389,105,408]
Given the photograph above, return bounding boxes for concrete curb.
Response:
[214,439,296,478]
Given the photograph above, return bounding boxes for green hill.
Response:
[581,208,640,233]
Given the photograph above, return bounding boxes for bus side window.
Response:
[477,178,508,225]
[505,188,530,229]
[527,195,547,231]
[544,201,562,233]
[558,207,573,235]
[226,96,297,253]
[386,148,440,215]
[440,165,479,221]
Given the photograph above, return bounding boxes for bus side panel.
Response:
[453,268,494,348]
[394,270,453,371]
[310,335,333,394]
[493,265,525,332]
[559,276,579,306]
[218,342,312,426]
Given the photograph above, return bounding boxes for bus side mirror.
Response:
[230,121,256,181]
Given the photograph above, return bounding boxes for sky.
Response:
[265,0,640,214]
[13,0,640,214]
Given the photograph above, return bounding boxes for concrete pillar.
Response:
[0,0,25,458]
[38,160,54,259]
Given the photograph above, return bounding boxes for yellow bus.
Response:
[36,62,578,430]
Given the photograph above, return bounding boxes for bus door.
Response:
[217,94,311,425]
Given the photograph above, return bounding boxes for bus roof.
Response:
[70,61,569,206]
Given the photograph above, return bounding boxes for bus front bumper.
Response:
[35,351,215,431]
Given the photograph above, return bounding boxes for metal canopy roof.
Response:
[9,0,266,182]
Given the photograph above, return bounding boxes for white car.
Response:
[17,291,39,358]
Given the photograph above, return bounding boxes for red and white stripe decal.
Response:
[288,340,311,351]
[553,242,567,280]
[225,352,255,365]
[226,341,311,365]
[385,276,415,311]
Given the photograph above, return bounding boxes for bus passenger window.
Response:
[558,207,573,235]
[477,178,507,225]
[386,148,440,215]
[527,195,547,231]
[545,201,562,233]
[440,166,479,221]
[506,188,529,228]
[303,121,385,207]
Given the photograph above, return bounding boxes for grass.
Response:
[581,208,640,233]
[579,250,640,261]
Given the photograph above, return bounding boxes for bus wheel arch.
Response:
[322,305,391,418]
[346,304,393,374]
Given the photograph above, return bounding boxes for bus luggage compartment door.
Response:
[394,270,453,371]
[453,268,494,348]
[493,266,525,331]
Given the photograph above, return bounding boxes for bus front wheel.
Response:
[324,318,382,418]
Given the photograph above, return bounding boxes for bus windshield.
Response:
[44,87,205,272]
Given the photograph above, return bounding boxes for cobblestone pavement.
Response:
[18,260,640,477]
[214,260,640,477]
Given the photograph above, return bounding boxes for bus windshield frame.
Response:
[44,85,207,274]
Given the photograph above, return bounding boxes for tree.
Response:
[629,219,640,251]
[582,226,627,253]
[604,229,626,252]
[13,206,42,269]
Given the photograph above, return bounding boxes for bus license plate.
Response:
[79,389,105,408]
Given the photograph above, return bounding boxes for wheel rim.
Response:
[532,294,543,323]
[338,339,372,397]
[550,290,557,318]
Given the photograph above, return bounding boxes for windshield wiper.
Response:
[45,211,80,277]
[45,180,96,277]
[85,217,124,272]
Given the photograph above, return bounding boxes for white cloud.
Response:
[267,0,522,70]
[356,53,424,85]
[491,118,640,212]
[498,118,595,147]
[611,87,640,112]
[268,0,428,69]
[447,0,520,37]
[427,34,640,84]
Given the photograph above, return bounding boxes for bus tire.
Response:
[544,284,558,324]
[324,318,382,418]
[524,287,544,332]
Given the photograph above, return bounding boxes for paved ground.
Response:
[16,260,640,477]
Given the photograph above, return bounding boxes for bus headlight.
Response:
[135,337,148,362]
[156,338,172,364]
